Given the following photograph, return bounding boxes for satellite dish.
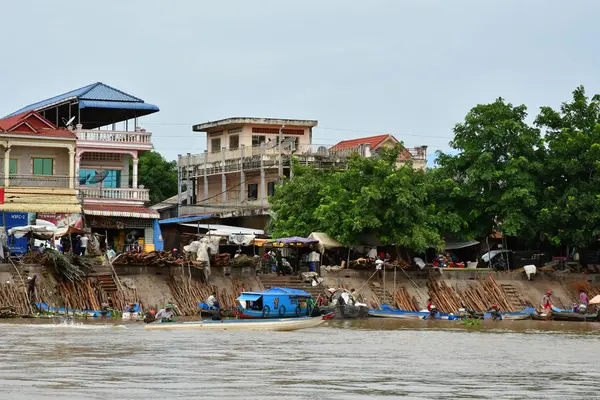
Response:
[62,116,76,127]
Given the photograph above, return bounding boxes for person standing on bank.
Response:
[27,275,37,301]
[79,234,89,256]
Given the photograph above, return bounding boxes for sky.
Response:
[1,1,599,167]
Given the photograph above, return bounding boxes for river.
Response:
[1,318,599,399]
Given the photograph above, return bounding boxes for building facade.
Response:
[3,82,163,252]
[177,117,427,222]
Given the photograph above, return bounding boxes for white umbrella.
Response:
[589,295,600,305]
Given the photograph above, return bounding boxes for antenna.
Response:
[62,116,76,128]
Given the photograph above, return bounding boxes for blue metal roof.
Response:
[159,215,214,225]
[5,82,158,117]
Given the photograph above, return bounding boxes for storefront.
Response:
[82,205,162,252]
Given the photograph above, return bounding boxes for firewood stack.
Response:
[427,275,517,313]
[231,255,261,269]
[212,253,230,268]
[113,251,183,267]
[168,277,245,316]
[0,282,30,315]
[392,287,421,311]
[52,279,140,312]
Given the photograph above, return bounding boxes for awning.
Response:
[83,205,159,219]
[237,293,262,301]
[159,215,214,225]
[444,240,480,250]
[308,232,343,252]
[181,223,264,235]
[0,188,81,213]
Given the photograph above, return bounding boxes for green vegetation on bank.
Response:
[269,86,600,252]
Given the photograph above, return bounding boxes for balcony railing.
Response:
[78,187,150,201]
[75,129,152,144]
[179,143,427,167]
[7,174,74,188]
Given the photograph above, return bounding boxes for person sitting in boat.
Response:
[426,298,433,312]
[580,290,589,310]
[211,301,223,321]
[155,304,175,322]
[487,304,501,321]
[127,303,137,313]
[428,304,438,319]
[540,290,553,314]
[206,292,217,309]
[144,308,157,323]
[100,302,110,316]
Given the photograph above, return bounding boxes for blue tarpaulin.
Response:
[153,219,164,251]
[159,215,214,225]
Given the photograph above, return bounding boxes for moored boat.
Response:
[144,314,331,331]
[236,287,314,319]
[35,302,111,318]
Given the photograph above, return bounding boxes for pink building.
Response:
[4,82,162,251]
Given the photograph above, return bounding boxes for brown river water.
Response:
[1,318,599,400]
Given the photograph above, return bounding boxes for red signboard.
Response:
[0,188,4,204]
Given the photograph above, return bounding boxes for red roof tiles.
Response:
[330,134,396,151]
[0,111,76,139]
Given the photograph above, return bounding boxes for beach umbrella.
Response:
[589,295,600,305]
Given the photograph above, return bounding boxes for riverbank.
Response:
[0,262,598,317]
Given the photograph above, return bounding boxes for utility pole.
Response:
[278,124,285,178]
[176,154,182,217]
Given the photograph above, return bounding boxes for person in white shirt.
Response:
[367,248,377,260]
[155,304,175,322]
[375,257,384,270]
[206,292,217,309]
[79,235,89,256]
[308,250,320,272]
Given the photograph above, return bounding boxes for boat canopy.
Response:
[237,293,263,301]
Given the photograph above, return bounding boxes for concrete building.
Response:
[177,117,427,224]
[4,82,163,252]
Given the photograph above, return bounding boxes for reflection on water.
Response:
[0,318,599,399]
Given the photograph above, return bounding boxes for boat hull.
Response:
[144,315,327,331]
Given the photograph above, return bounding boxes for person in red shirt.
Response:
[541,290,553,313]
[427,298,433,311]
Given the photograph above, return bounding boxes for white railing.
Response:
[179,143,427,166]
[78,187,150,201]
[75,129,152,143]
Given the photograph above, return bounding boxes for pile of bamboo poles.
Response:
[168,277,235,316]
[0,282,30,315]
[392,287,420,311]
[53,279,139,312]
[427,275,516,313]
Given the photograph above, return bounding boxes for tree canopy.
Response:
[269,85,600,252]
[269,146,453,252]
[135,151,178,205]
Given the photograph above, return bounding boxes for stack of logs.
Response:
[52,279,140,312]
[168,277,250,316]
[392,287,421,311]
[113,251,183,267]
[0,282,31,315]
[213,253,230,268]
[231,255,261,269]
[427,275,516,313]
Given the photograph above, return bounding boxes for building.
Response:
[0,111,80,252]
[177,117,427,227]
[4,82,163,252]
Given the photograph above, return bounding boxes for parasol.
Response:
[589,295,600,305]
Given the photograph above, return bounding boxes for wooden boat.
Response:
[236,288,313,319]
[35,302,110,318]
[550,306,599,322]
[144,314,331,331]
[122,304,143,320]
[368,306,535,321]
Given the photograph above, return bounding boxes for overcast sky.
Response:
[1,1,599,166]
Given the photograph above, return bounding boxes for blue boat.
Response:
[368,305,535,321]
[35,302,111,318]
[236,287,313,319]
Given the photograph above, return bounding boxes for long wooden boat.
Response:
[550,306,599,322]
[236,288,313,319]
[144,314,331,331]
[368,307,535,321]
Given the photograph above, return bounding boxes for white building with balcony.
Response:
[4,82,163,252]
[176,117,427,225]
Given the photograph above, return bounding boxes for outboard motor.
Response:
[457,308,467,318]
[144,310,156,324]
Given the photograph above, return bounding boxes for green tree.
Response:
[436,98,544,241]
[134,151,178,205]
[268,160,330,238]
[535,85,600,248]
[270,146,447,252]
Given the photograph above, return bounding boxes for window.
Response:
[252,135,266,146]
[81,153,121,162]
[79,169,121,188]
[229,135,239,150]
[211,138,221,153]
[33,158,53,175]
[248,183,258,200]
[8,159,17,175]
[104,170,122,188]
[267,181,276,196]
